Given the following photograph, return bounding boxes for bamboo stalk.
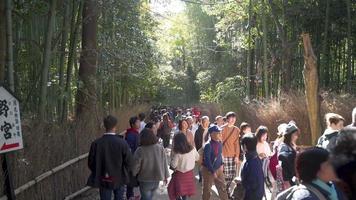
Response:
[0,153,88,200]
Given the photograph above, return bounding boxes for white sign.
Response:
[0,87,23,154]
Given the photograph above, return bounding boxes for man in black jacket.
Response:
[87,115,133,200]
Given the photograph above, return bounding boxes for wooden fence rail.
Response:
[0,153,89,200]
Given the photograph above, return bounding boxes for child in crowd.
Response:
[201,125,228,200]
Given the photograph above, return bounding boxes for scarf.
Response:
[312,179,338,200]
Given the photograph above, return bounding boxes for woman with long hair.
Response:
[256,126,272,159]
[168,133,199,200]
[178,119,195,147]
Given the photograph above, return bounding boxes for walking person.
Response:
[317,113,345,151]
[138,113,147,133]
[125,116,141,200]
[194,115,210,183]
[278,122,299,190]
[178,119,195,147]
[241,133,265,200]
[256,126,274,199]
[168,133,199,200]
[133,128,170,200]
[187,115,199,136]
[158,113,174,148]
[277,147,346,200]
[270,123,287,199]
[194,116,210,151]
[87,115,133,200]
[215,115,225,128]
[256,126,272,159]
[221,112,241,190]
[239,122,252,136]
[238,122,252,166]
[202,125,229,200]
[331,127,356,199]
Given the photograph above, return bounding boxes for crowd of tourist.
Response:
[87,106,356,200]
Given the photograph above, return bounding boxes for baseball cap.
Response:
[208,125,222,134]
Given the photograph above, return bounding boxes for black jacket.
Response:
[278,143,296,182]
[87,134,133,189]
[194,125,209,150]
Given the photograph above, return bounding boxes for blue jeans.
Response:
[99,186,125,200]
[139,181,160,200]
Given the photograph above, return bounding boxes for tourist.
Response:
[239,122,252,136]
[221,111,241,189]
[194,116,210,151]
[202,125,228,200]
[215,115,224,128]
[256,125,272,159]
[194,115,210,183]
[278,122,299,189]
[125,116,141,199]
[277,147,346,200]
[138,112,147,132]
[331,127,356,199]
[241,133,265,200]
[87,115,133,200]
[186,116,198,136]
[178,119,195,147]
[238,122,252,164]
[175,109,183,124]
[270,123,287,199]
[145,117,161,136]
[133,128,170,200]
[317,113,345,150]
[168,133,199,200]
[158,113,174,148]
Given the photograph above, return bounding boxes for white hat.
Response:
[277,123,288,136]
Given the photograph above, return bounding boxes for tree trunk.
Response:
[76,0,98,118]
[268,0,291,93]
[5,0,14,91]
[62,0,82,121]
[246,0,252,100]
[58,0,70,121]
[261,0,269,98]
[0,1,5,83]
[302,33,321,145]
[39,0,56,120]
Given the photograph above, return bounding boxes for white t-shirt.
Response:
[170,148,199,173]
[257,141,272,158]
[139,121,146,132]
[202,128,209,147]
[191,123,199,136]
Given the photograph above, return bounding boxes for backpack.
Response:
[317,131,338,150]
[276,184,327,200]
